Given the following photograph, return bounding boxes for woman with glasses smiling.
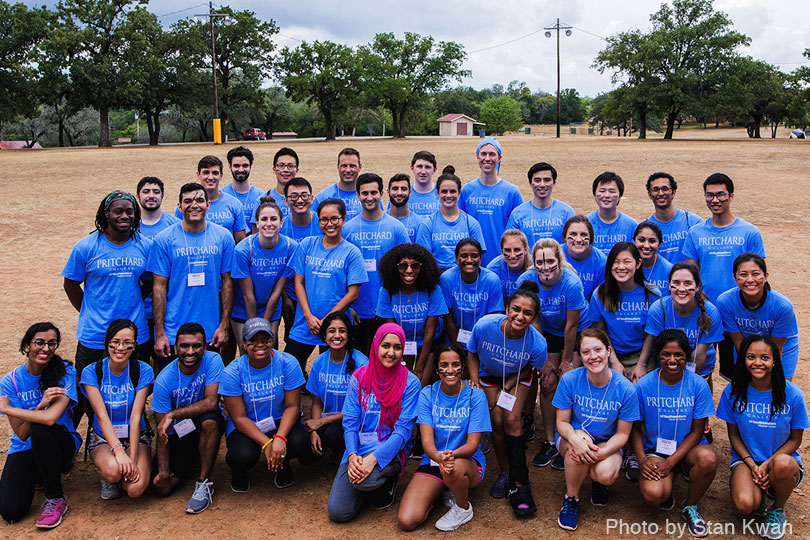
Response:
[377,243,447,385]
[0,322,82,529]
[285,198,368,375]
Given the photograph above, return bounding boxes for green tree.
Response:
[358,32,469,138]
[433,86,482,119]
[278,40,361,140]
[479,96,523,135]
[560,88,587,124]
[0,1,51,132]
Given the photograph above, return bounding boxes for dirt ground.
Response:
[1,130,809,539]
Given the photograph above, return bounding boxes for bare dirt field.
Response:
[1,131,808,539]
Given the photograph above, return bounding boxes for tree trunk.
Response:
[770,121,778,139]
[98,107,111,147]
[324,110,335,141]
[664,112,677,139]
[750,115,762,138]
[145,110,160,146]
[637,105,647,140]
[198,119,209,141]
[54,102,65,147]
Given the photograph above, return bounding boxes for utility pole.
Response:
[196,2,231,144]
[544,19,572,138]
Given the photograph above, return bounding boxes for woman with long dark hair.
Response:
[0,323,81,529]
[717,335,808,540]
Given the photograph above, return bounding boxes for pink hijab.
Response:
[354,323,408,436]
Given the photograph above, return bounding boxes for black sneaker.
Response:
[369,475,399,510]
[590,481,610,506]
[522,413,536,442]
[551,452,565,471]
[230,473,250,493]
[409,436,423,460]
[531,441,558,467]
[274,466,293,489]
[657,492,675,511]
[703,425,713,444]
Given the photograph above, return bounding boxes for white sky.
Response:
[27,0,810,97]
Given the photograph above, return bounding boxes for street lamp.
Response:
[195,1,232,144]
[544,19,572,138]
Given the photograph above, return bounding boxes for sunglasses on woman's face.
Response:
[397,261,422,271]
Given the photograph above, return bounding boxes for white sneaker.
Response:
[435,501,473,531]
[441,490,456,508]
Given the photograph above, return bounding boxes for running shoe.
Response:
[531,441,558,467]
[274,466,293,489]
[35,498,67,529]
[480,433,491,454]
[590,481,609,506]
[230,472,250,493]
[186,479,214,514]
[681,504,708,538]
[624,454,641,482]
[101,480,123,500]
[489,472,509,499]
[551,452,565,471]
[558,496,579,531]
[369,475,399,509]
[657,492,675,511]
[522,413,536,442]
[762,508,787,540]
[435,501,473,531]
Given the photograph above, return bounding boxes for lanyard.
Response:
[243,353,274,421]
[105,360,130,426]
[431,382,468,453]
[397,291,421,343]
[656,369,685,442]
[458,268,479,331]
[325,350,348,414]
[501,319,527,395]
[580,369,613,430]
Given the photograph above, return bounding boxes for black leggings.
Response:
[0,423,76,523]
[317,421,346,456]
[225,422,317,477]
[284,339,326,374]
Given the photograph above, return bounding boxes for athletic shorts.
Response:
[480,369,534,389]
[730,457,804,490]
[555,433,622,457]
[88,429,152,452]
[414,458,485,484]
[543,331,565,355]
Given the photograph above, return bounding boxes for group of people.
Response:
[0,139,804,540]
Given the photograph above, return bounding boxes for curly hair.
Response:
[378,243,441,295]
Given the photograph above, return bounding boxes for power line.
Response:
[569,25,605,40]
[278,33,303,43]
[467,22,605,55]
[156,3,207,18]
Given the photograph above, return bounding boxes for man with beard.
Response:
[644,172,702,264]
[312,148,366,221]
[137,176,180,361]
[151,323,225,515]
[386,173,429,247]
[222,146,264,230]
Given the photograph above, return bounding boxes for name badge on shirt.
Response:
[429,459,439,467]
[187,272,206,287]
[359,431,377,445]
[364,259,376,272]
[174,419,196,438]
[113,423,130,438]
[686,362,696,373]
[457,329,472,345]
[255,416,277,433]
[656,437,677,456]
[496,390,516,411]
[404,341,417,356]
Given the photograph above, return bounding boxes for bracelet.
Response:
[261,438,273,451]
[274,434,288,443]
[110,443,123,453]
[742,455,753,462]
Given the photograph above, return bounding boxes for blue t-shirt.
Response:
[376,288,448,345]
[80,359,154,435]
[232,235,298,321]
[147,222,235,345]
[645,296,724,376]
[140,213,181,319]
[643,256,673,298]
[0,363,82,455]
[468,314,547,377]
[516,268,589,336]
[553,367,640,442]
[506,199,576,246]
[422,211,487,269]
[717,381,810,465]
[392,212,430,247]
[563,245,607,303]
[218,352,305,435]
[587,211,638,256]
[417,382,491,472]
[459,178,522,266]
[289,236,368,345]
[62,233,152,349]
[222,183,267,226]
[635,369,715,452]
[305,350,369,415]
[682,217,766,303]
[440,267,504,340]
[717,289,800,378]
[312,184,363,222]
[589,285,660,354]
[152,351,224,435]
[647,209,702,263]
[341,371,421,468]
[280,213,319,242]
[175,192,247,235]
[342,214,411,318]
[408,187,441,217]
[486,255,525,303]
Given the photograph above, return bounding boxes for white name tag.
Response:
[113,423,129,438]
[457,329,472,345]
[187,272,206,287]
[255,416,276,433]
[359,431,377,445]
[174,419,196,438]
[496,390,516,411]
[656,437,677,456]
[363,259,376,272]
[404,340,417,356]
[429,459,439,467]
[686,362,696,373]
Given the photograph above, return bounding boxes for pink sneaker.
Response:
[35,498,67,529]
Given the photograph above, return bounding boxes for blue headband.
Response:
[476,137,502,172]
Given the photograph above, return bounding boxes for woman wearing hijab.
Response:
[327,323,422,523]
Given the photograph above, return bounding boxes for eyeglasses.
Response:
[31,339,59,349]
[704,192,729,202]
[246,338,272,347]
[649,186,672,194]
[319,216,343,225]
[274,163,297,170]
[397,261,422,271]
[108,340,136,350]
[286,193,311,202]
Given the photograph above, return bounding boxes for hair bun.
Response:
[518,281,540,294]
[442,165,455,175]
